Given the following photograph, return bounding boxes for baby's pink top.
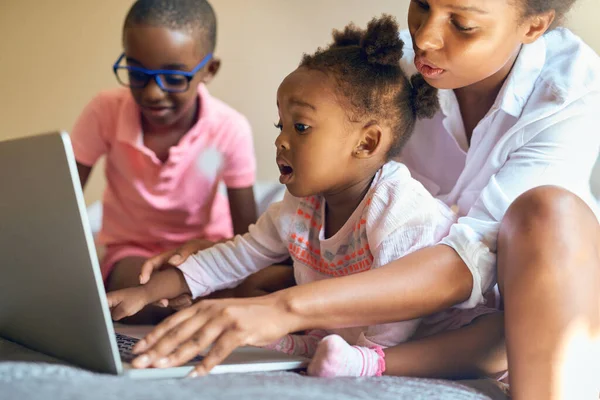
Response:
[71,83,256,248]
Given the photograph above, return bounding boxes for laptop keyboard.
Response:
[116,332,204,363]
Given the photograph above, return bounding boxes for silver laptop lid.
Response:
[0,132,122,374]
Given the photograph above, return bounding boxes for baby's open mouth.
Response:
[277,161,294,184]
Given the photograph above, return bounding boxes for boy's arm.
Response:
[77,162,93,189]
[107,269,190,321]
[227,186,257,236]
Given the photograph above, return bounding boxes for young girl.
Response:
[106,15,490,377]
[72,0,257,297]
[122,1,600,397]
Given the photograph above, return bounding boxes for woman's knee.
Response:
[497,185,599,286]
[502,186,595,233]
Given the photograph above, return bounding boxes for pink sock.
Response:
[264,330,328,357]
[307,334,386,377]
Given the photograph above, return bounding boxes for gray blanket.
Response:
[0,339,509,400]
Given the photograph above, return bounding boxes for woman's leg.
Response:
[498,186,600,400]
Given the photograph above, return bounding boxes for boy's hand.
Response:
[107,287,152,321]
[139,239,215,285]
[139,239,216,310]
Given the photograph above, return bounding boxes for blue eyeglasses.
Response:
[112,53,213,93]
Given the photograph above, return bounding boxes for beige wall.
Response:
[1,0,599,204]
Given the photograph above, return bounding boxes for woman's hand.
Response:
[130,294,301,376]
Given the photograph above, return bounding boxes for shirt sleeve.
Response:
[178,197,291,298]
[443,107,600,309]
[220,115,257,189]
[70,94,111,166]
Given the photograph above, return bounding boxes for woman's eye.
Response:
[274,121,283,131]
[452,20,476,32]
[412,0,429,10]
[294,123,310,133]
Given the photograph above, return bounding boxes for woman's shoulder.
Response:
[538,28,600,100]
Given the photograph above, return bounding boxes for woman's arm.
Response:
[128,243,472,374]
[281,244,472,330]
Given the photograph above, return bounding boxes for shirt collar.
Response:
[117,82,211,145]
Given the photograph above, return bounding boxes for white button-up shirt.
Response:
[399,28,600,308]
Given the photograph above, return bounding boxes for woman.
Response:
[129,1,600,399]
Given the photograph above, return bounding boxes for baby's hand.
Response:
[107,287,152,321]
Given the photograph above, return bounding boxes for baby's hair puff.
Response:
[301,15,439,158]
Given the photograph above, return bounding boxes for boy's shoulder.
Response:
[199,85,251,132]
[88,87,133,108]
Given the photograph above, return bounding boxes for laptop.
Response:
[0,131,307,379]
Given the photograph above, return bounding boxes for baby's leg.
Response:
[307,334,385,377]
[264,329,328,357]
[308,320,421,377]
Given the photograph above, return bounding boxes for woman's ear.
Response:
[521,10,555,44]
[353,123,383,159]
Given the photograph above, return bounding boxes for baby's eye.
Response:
[274,121,283,131]
[294,123,310,134]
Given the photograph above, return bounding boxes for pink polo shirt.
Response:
[71,84,256,272]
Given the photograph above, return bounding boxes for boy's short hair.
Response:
[124,0,217,52]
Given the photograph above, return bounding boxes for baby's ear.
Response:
[202,58,221,84]
[353,123,383,159]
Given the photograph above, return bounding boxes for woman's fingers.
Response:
[188,330,243,376]
[153,316,234,371]
[132,305,200,354]
[131,295,299,373]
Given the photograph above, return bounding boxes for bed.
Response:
[0,182,513,399]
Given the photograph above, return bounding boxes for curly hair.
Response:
[124,0,217,52]
[300,15,439,158]
[521,0,578,29]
